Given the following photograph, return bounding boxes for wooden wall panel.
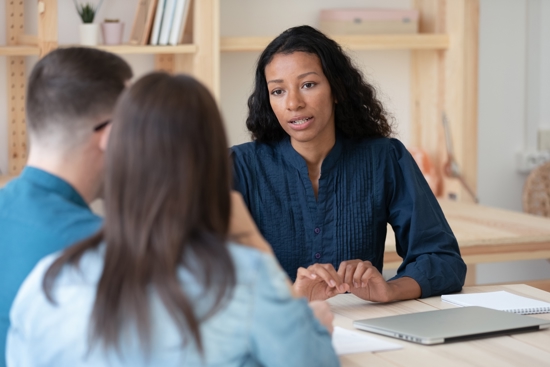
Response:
[6,0,27,174]
[463,0,480,199]
[154,54,175,72]
[412,0,479,202]
[38,0,58,57]
[411,0,446,196]
[6,57,27,175]
[442,0,479,202]
[191,0,219,99]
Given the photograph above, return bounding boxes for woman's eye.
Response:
[303,82,316,89]
[271,89,283,96]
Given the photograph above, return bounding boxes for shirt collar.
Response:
[20,166,90,209]
[278,132,344,175]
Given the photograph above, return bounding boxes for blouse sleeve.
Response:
[230,147,256,207]
[385,139,467,297]
[248,253,340,367]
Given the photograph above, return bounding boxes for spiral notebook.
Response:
[442,291,550,315]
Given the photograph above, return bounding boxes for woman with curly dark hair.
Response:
[231,25,466,303]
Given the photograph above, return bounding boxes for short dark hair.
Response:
[44,73,235,354]
[246,25,392,143]
[26,47,132,137]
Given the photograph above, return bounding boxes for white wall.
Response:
[0,0,549,283]
[476,0,550,284]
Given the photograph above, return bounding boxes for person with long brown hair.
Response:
[6,73,339,367]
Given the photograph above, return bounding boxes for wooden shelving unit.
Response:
[409,0,479,203]
[0,46,40,56]
[220,0,479,202]
[0,44,199,57]
[3,0,478,203]
[221,34,449,52]
[1,0,219,179]
[90,44,198,55]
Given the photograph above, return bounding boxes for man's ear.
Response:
[99,124,112,152]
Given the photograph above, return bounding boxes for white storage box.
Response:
[319,8,419,35]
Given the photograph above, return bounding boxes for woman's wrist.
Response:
[387,277,422,301]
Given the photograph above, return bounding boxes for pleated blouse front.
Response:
[231,134,466,298]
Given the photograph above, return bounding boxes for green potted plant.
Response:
[74,0,104,46]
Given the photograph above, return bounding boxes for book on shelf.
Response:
[169,0,192,45]
[179,0,193,44]
[129,0,159,45]
[149,0,167,45]
[158,0,177,45]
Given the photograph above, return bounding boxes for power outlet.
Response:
[539,129,550,151]
[517,151,550,173]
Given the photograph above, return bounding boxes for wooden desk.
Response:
[330,284,550,366]
[384,200,550,284]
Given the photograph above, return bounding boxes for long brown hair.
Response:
[43,73,235,354]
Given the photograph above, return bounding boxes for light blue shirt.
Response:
[7,243,339,367]
[0,167,102,367]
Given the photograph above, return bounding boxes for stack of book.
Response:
[129,0,193,46]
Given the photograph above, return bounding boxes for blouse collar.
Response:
[278,131,344,175]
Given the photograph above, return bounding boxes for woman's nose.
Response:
[286,90,305,111]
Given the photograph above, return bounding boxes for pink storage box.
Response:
[319,8,419,35]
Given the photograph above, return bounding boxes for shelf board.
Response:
[0,44,199,56]
[0,46,40,56]
[83,44,198,55]
[221,34,449,52]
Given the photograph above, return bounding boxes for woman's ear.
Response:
[99,124,112,152]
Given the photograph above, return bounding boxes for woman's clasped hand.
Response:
[294,260,421,303]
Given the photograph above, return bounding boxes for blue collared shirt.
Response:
[0,167,101,367]
[231,135,466,298]
[7,243,339,367]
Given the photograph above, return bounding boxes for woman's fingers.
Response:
[296,266,318,280]
[307,263,347,292]
[338,259,370,288]
[360,264,382,287]
[353,261,373,287]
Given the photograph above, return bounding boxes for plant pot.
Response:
[101,22,124,45]
[79,23,99,46]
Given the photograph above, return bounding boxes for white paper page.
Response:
[442,291,550,314]
[332,326,402,355]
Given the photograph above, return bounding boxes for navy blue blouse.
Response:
[231,135,466,298]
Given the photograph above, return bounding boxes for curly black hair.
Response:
[246,25,393,143]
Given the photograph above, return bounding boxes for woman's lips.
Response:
[288,116,313,130]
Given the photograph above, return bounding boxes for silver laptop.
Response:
[353,306,550,345]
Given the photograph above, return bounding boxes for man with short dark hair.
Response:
[0,47,132,366]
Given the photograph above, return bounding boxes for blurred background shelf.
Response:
[2,0,218,176]
[221,33,449,52]
[68,44,198,55]
[0,46,40,56]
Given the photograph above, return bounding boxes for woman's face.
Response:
[265,52,336,146]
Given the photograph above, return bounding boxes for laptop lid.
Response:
[353,306,550,345]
